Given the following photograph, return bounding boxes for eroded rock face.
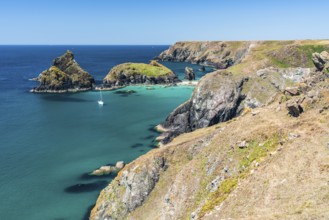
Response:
[90,154,166,220]
[31,51,95,92]
[184,67,195,81]
[161,71,245,143]
[156,41,251,69]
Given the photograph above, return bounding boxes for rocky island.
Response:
[31,51,95,93]
[102,60,180,88]
[91,40,329,220]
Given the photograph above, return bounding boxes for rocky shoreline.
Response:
[90,40,329,220]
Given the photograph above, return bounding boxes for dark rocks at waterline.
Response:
[65,181,108,193]
[131,143,144,148]
[142,135,155,140]
[114,90,137,95]
[79,172,116,180]
[148,126,160,133]
[184,67,195,81]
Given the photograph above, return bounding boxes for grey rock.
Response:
[237,141,248,148]
[115,161,125,170]
[91,155,166,219]
[312,51,329,71]
[161,71,246,143]
[184,67,195,81]
[286,98,304,117]
[285,87,299,96]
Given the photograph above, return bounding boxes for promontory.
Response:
[31,51,95,93]
[102,60,180,88]
[91,40,329,220]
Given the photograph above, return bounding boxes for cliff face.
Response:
[31,51,95,93]
[91,41,329,220]
[157,40,329,143]
[157,41,252,69]
[160,71,246,143]
[103,61,180,88]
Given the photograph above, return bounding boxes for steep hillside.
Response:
[91,42,329,220]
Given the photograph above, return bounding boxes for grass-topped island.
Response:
[102,60,180,89]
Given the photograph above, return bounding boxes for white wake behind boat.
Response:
[98,90,104,105]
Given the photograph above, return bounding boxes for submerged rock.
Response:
[103,60,180,88]
[31,51,95,93]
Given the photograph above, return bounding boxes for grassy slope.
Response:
[127,92,329,220]
[228,40,329,75]
[104,61,173,81]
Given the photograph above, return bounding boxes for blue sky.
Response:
[0,0,328,45]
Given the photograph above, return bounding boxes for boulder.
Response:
[184,67,195,81]
[284,87,299,96]
[91,166,115,176]
[237,141,248,148]
[115,161,125,169]
[286,98,304,117]
[312,51,329,71]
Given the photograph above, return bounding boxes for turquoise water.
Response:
[0,46,209,220]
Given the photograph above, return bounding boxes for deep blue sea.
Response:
[0,46,212,220]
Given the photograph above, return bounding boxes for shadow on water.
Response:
[142,135,155,140]
[65,181,108,193]
[79,172,116,180]
[39,94,93,103]
[130,143,143,148]
[82,204,95,220]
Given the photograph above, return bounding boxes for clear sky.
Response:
[0,0,328,45]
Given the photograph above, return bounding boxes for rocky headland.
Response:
[102,60,180,88]
[31,51,95,93]
[91,40,329,220]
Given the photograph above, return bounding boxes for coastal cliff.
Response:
[102,61,180,88]
[31,51,95,93]
[91,41,329,219]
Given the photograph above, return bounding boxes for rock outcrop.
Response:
[184,67,195,80]
[90,153,166,220]
[31,51,95,93]
[90,42,329,220]
[103,61,180,88]
[312,51,329,71]
[160,71,246,143]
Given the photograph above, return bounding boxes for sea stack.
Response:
[31,51,95,93]
[102,60,180,88]
[184,67,195,80]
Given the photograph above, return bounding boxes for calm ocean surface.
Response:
[0,46,212,220]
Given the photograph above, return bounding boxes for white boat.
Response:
[98,90,104,105]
